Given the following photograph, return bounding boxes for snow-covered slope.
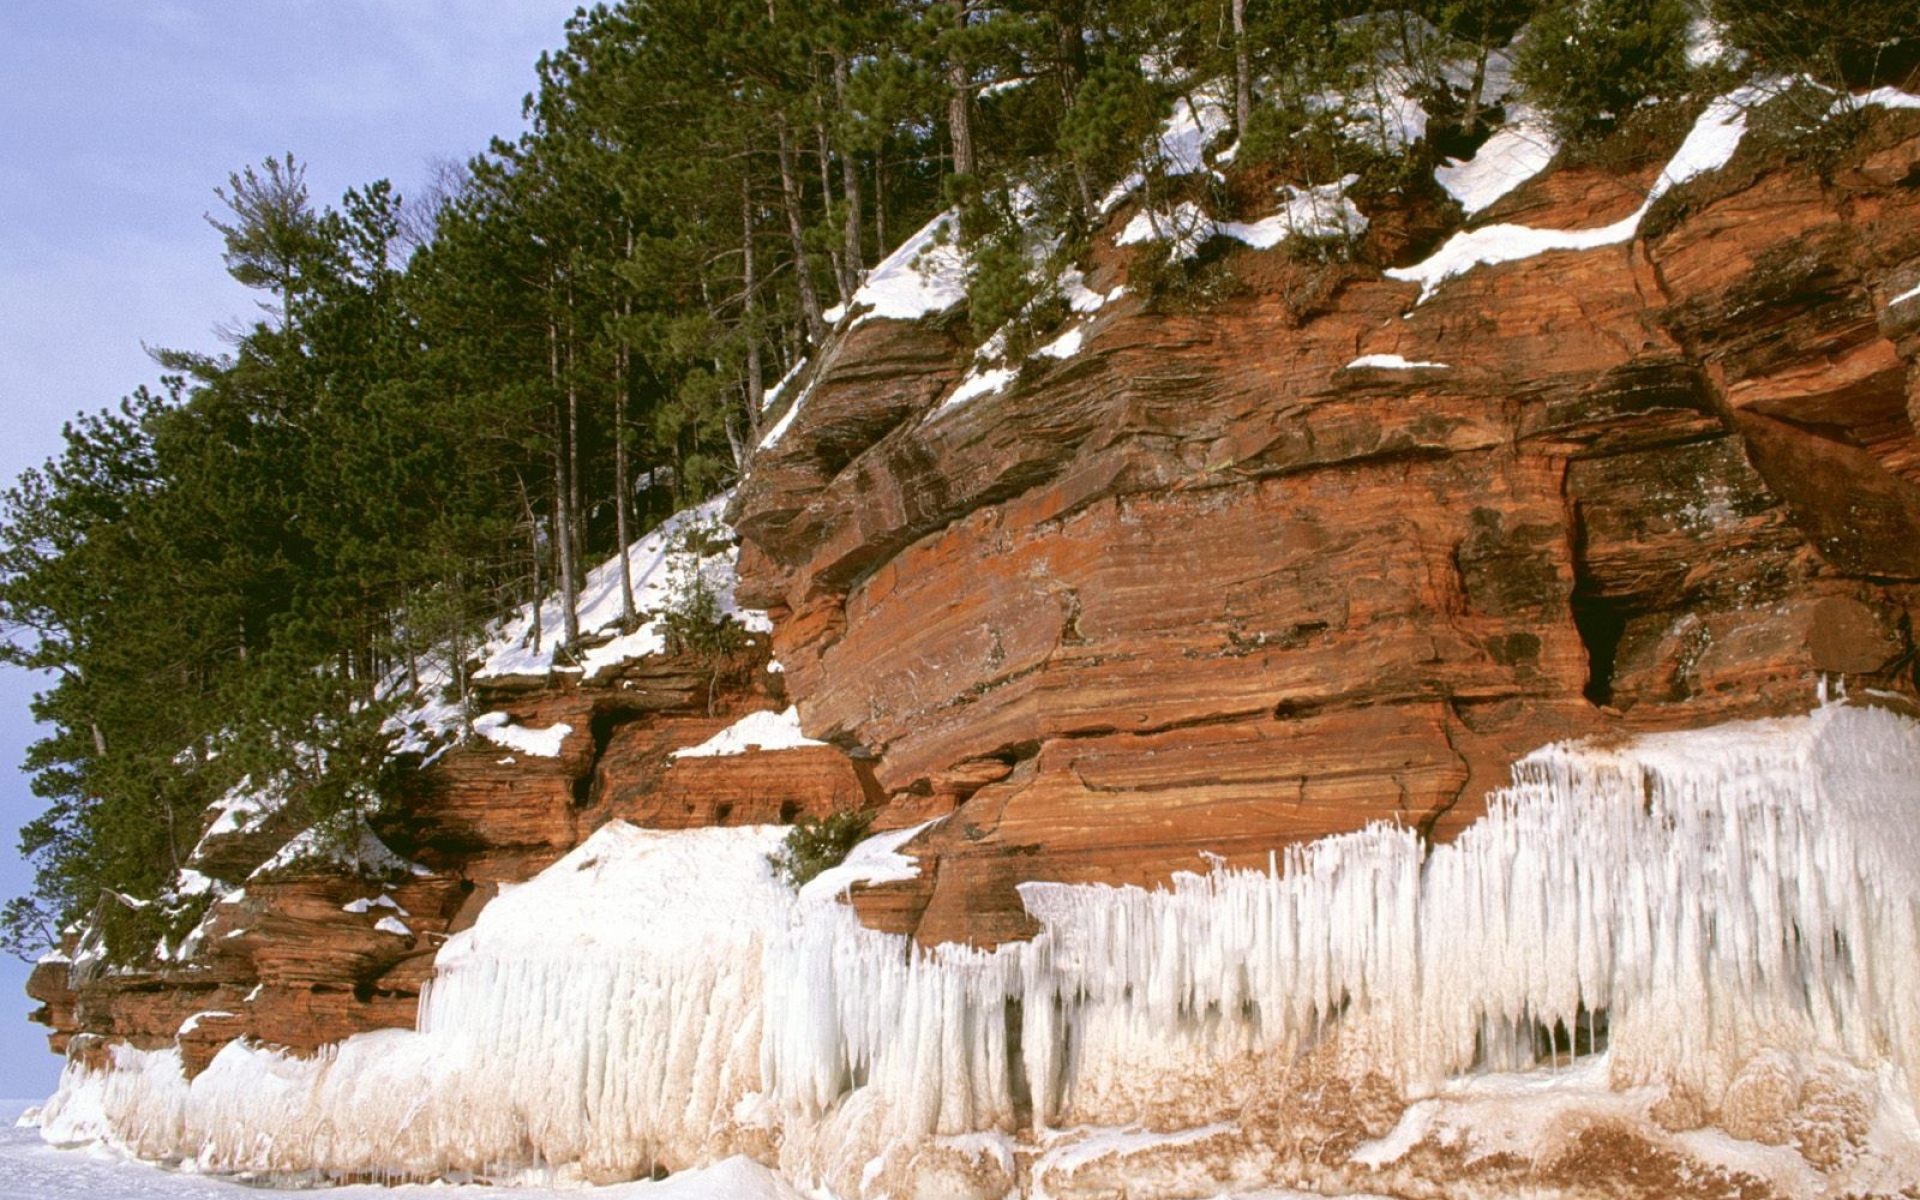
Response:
[383,493,770,758]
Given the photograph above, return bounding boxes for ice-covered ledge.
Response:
[33,701,1920,1196]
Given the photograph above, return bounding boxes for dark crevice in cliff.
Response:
[575,706,645,807]
[1565,496,1626,708]
[1418,698,1475,845]
[1571,587,1629,707]
[1081,707,1275,739]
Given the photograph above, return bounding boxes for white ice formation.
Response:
[37,702,1920,1195]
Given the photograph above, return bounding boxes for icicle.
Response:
[36,705,1920,1187]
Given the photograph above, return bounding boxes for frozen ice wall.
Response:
[41,823,795,1183]
[767,702,1920,1150]
[36,703,1920,1192]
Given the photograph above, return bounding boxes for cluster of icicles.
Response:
[39,702,1920,1187]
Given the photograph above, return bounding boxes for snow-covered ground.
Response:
[671,707,824,759]
[1433,107,1557,215]
[0,1101,800,1199]
[1,1098,1375,1200]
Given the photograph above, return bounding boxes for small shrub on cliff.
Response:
[769,809,874,890]
[1130,236,1247,313]
[1710,0,1920,91]
[660,520,745,663]
[1515,0,1696,144]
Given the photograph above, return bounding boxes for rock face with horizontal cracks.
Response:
[734,118,1920,947]
[27,639,876,1072]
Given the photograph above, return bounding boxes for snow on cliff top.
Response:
[470,711,570,758]
[821,210,968,329]
[1394,83,1920,302]
[1387,85,1768,301]
[250,813,429,881]
[671,707,824,759]
[473,493,768,682]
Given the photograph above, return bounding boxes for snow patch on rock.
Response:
[1434,109,1558,215]
[832,211,969,328]
[1120,179,1367,261]
[470,712,570,758]
[1390,87,1768,302]
[671,707,825,760]
[1346,353,1450,370]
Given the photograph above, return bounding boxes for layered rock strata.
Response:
[735,113,1920,946]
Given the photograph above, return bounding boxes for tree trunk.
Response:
[447,581,469,716]
[614,226,637,630]
[874,152,887,253]
[547,309,581,653]
[947,59,976,177]
[553,438,580,653]
[945,2,975,177]
[834,51,864,290]
[613,361,634,629]
[814,119,852,305]
[1466,44,1490,139]
[563,295,584,601]
[518,471,543,657]
[1233,0,1252,138]
[742,176,765,444]
[777,120,827,345]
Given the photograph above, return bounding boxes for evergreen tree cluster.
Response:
[2,0,1907,960]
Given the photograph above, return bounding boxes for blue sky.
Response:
[0,0,580,1099]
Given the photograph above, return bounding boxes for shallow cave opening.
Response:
[572,707,643,808]
[1003,997,1033,1130]
[1568,502,1631,708]
[1535,1005,1610,1066]
[1470,1005,1611,1072]
[587,707,633,758]
[1570,585,1628,708]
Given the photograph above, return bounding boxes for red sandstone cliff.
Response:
[733,109,1920,947]
[27,104,1920,1079]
